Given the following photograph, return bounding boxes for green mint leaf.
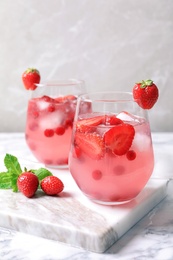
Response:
[0,154,53,193]
[4,154,22,176]
[11,173,18,192]
[31,168,53,181]
[0,172,12,189]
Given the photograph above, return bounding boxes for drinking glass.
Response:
[25,79,86,168]
[68,92,155,205]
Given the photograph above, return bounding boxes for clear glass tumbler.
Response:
[25,79,86,168]
[69,92,155,205]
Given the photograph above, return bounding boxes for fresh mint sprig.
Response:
[0,172,12,189]
[31,168,53,188]
[0,154,53,192]
[4,153,22,176]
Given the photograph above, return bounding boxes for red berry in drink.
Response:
[44,129,54,137]
[55,126,65,135]
[126,150,136,160]
[92,170,102,180]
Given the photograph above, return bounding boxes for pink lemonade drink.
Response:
[69,92,155,204]
[25,80,86,168]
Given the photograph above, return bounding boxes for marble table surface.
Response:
[0,132,173,260]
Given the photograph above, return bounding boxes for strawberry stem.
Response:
[140,79,153,89]
[25,68,40,75]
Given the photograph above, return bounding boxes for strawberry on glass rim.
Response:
[132,79,159,109]
[22,68,41,90]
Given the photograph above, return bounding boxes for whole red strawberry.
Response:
[132,79,159,109]
[22,68,40,90]
[40,176,64,195]
[17,172,39,198]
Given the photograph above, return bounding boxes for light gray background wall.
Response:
[0,0,172,132]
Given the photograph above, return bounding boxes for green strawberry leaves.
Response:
[138,79,153,89]
[0,154,53,192]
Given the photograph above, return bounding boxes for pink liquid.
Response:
[25,95,77,167]
[69,114,154,203]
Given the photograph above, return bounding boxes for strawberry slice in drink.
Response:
[76,114,123,133]
[104,124,135,156]
[76,115,105,133]
[103,115,123,125]
[55,95,77,103]
[74,131,104,159]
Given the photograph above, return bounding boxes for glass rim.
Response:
[78,91,136,103]
[35,79,84,87]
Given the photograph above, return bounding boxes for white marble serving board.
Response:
[0,160,168,253]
